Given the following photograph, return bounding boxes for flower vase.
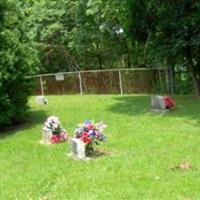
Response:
[85,143,94,157]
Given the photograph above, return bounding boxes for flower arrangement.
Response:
[74,120,107,156]
[44,116,68,143]
[164,96,175,109]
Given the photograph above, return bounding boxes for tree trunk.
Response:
[97,54,103,69]
[185,46,200,96]
[126,53,131,68]
[125,40,132,68]
[96,43,103,69]
[186,56,200,96]
[169,64,175,95]
[84,51,88,70]
[192,71,200,96]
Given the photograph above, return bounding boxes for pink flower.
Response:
[60,132,68,141]
[80,132,92,144]
[51,135,61,144]
[86,124,94,130]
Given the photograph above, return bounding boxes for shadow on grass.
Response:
[108,95,200,126]
[68,149,112,161]
[0,110,48,139]
[90,148,113,159]
[108,95,150,116]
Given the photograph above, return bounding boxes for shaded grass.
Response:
[0,110,48,139]
[1,95,200,200]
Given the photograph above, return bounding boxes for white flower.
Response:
[96,121,107,132]
[47,116,59,124]
[44,116,61,130]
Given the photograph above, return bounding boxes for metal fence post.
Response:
[79,72,83,95]
[169,66,174,95]
[39,76,44,96]
[118,70,123,95]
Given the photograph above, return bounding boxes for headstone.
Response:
[151,96,166,111]
[70,138,86,159]
[41,128,52,144]
[36,96,48,104]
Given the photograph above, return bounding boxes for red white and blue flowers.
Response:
[74,120,107,156]
[44,116,68,144]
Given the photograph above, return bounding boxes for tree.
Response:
[129,0,200,95]
[27,0,139,71]
[0,0,38,127]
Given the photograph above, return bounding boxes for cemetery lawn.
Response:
[1,95,200,200]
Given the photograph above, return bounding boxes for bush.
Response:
[174,70,194,95]
[0,1,38,128]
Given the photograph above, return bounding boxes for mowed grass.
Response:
[1,95,200,200]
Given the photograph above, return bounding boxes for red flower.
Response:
[51,135,61,143]
[80,132,92,144]
[82,132,89,137]
[164,96,175,109]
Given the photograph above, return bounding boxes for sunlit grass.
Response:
[1,95,200,200]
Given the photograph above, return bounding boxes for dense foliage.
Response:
[26,0,199,95]
[0,0,38,127]
[129,0,200,95]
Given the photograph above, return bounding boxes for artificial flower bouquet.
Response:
[164,96,175,110]
[43,116,68,144]
[74,120,107,156]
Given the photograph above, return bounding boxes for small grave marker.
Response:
[151,96,167,112]
[70,138,87,159]
[41,128,52,144]
[36,96,48,104]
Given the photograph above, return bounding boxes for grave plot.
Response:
[69,120,107,160]
[40,116,68,144]
[151,95,175,112]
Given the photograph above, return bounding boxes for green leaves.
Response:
[0,0,38,127]
[130,0,200,94]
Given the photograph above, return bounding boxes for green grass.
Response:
[1,95,200,200]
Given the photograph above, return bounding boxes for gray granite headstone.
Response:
[70,138,86,159]
[151,96,166,111]
[41,128,52,144]
[36,96,48,104]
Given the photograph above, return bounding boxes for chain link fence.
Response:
[33,68,173,95]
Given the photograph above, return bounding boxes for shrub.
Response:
[0,1,38,128]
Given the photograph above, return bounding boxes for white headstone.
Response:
[70,138,86,159]
[41,128,52,144]
[36,96,48,104]
[151,96,166,111]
